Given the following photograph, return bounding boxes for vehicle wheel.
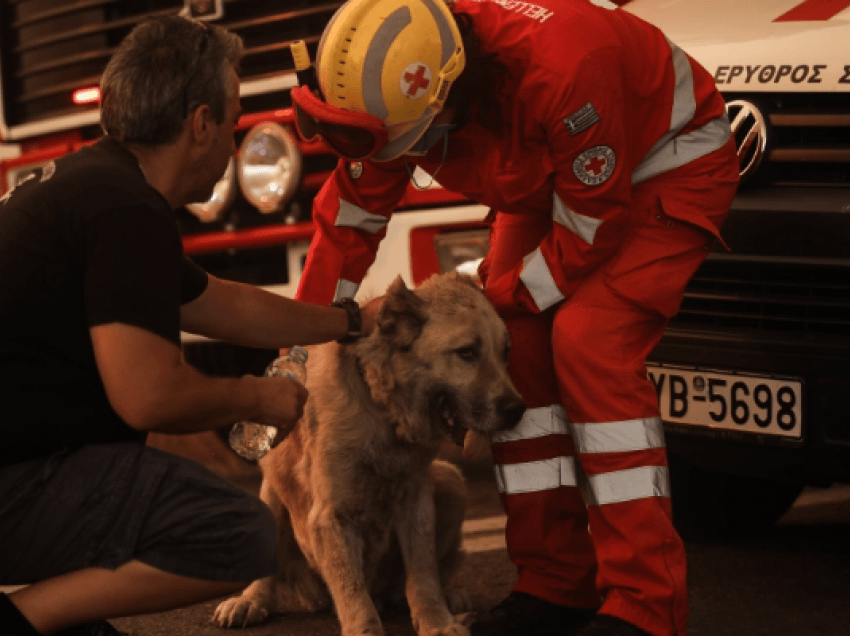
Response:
[668,455,804,540]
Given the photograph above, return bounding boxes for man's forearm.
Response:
[181,276,351,348]
[92,321,307,436]
[120,362,263,433]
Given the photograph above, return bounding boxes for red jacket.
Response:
[296,0,731,312]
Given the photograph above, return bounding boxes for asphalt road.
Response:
[110,451,516,636]
[101,447,850,636]
[6,445,844,636]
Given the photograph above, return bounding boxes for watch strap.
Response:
[330,298,362,344]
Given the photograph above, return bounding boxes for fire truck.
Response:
[1,0,848,537]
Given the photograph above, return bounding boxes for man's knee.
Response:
[235,497,278,571]
[132,450,280,582]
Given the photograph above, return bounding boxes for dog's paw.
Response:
[421,620,470,636]
[211,596,269,628]
[454,612,476,627]
[443,588,472,614]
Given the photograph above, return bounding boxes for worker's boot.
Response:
[469,591,596,636]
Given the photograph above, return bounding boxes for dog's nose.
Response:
[498,395,526,429]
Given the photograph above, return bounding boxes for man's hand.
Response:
[250,375,309,447]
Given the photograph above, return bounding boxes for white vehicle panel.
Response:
[624,0,850,92]
[355,203,489,301]
[0,143,20,163]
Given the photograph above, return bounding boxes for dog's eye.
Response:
[455,347,479,362]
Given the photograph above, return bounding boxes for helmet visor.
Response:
[291,86,389,160]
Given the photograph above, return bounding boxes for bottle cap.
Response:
[289,346,308,363]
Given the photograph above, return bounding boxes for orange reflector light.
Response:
[72,87,101,105]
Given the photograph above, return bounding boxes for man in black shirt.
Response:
[0,16,372,636]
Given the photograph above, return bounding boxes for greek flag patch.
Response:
[563,103,600,137]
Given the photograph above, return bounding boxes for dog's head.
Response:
[353,273,525,447]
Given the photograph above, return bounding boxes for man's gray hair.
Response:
[100,16,244,146]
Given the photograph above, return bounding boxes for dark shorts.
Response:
[0,443,278,584]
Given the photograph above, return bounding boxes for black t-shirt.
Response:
[0,136,208,466]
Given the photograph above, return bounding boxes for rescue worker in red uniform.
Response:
[291,1,740,635]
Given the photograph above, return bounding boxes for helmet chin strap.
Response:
[404,131,450,190]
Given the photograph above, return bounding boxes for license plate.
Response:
[647,365,803,439]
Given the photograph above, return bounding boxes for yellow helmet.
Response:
[315,0,465,161]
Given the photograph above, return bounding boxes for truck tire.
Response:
[668,455,804,540]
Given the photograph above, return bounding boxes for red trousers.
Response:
[482,142,739,636]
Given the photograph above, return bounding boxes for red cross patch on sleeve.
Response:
[572,145,616,186]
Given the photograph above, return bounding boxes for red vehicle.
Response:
[0,0,483,372]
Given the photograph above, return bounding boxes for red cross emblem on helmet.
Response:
[400,63,433,99]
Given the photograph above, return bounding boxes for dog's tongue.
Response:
[462,430,491,460]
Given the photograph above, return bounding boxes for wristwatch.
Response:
[330,298,363,344]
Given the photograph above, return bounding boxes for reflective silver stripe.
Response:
[632,116,731,185]
[363,7,410,120]
[636,39,695,169]
[334,279,360,302]
[668,39,697,136]
[553,193,603,246]
[519,247,564,311]
[571,417,666,454]
[494,456,578,495]
[422,0,457,68]
[585,465,671,506]
[632,39,730,184]
[492,405,568,443]
[335,199,389,234]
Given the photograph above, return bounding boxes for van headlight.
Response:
[237,122,302,214]
[185,157,237,223]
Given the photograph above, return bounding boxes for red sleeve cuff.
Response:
[484,269,535,319]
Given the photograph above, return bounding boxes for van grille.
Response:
[0,0,343,130]
[670,257,850,340]
[728,92,850,188]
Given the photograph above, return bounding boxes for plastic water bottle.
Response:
[229,346,308,461]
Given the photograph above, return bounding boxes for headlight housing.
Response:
[237,122,302,214]
[185,157,237,223]
[434,229,490,281]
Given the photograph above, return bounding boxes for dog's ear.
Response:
[453,271,488,295]
[377,276,427,350]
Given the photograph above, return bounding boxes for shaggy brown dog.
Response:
[213,273,525,636]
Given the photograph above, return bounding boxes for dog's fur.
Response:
[213,273,525,636]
